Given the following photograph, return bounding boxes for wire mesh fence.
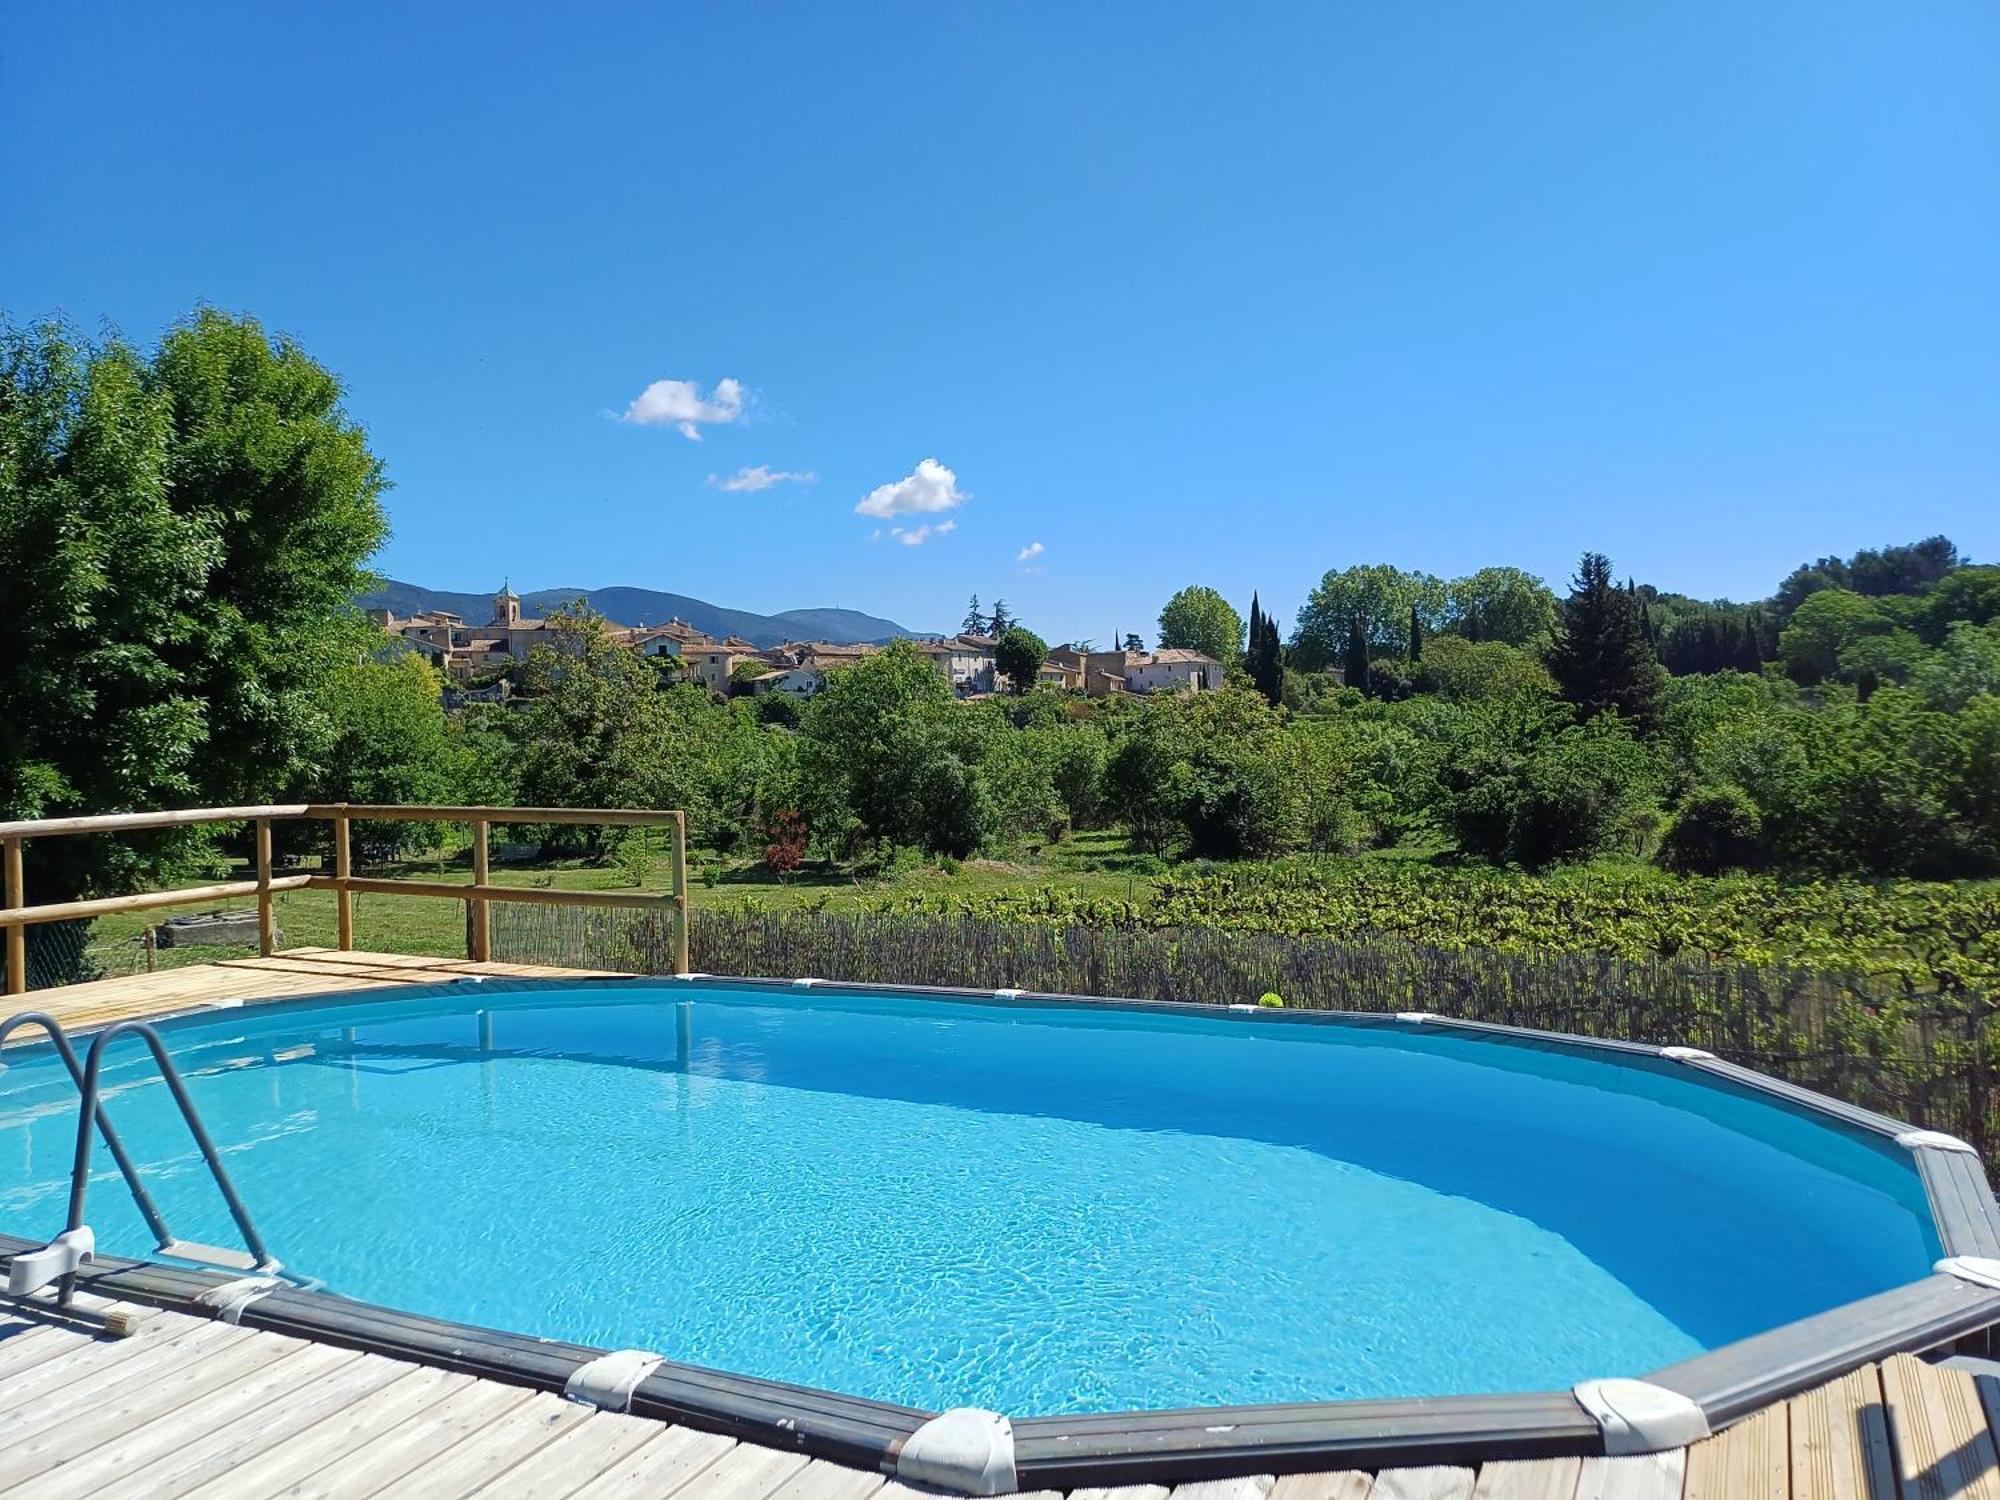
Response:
[491,903,2000,1163]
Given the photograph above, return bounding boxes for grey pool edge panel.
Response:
[1643,1271,2000,1425]
[9,974,2000,1490]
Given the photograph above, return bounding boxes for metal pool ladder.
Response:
[0,1011,284,1307]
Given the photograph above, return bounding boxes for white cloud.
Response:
[620,377,745,440]
[708,465,815,493]
[1016,541,1045,563]
[891,519,957,547]
[855,458,966,519]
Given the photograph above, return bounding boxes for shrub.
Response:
[1658,784,1766,874]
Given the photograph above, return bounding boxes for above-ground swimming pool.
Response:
[0,981,1951,1417]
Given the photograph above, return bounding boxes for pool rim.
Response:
[5,970,1999,1494]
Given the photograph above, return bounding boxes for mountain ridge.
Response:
[357,580,926,649]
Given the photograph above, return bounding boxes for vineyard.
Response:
[865,860,2000,1005]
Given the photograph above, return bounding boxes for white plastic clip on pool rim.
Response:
[1899,1129,1978,1154]
[896,1406,1017,1495]
[193,1274,283,1324]
[1572,1378,1710,1454]
[1935,1257,2000,1291]
[1395,1011,1435,1023]
[1659,1046,1717,1062]
[562,1348,665,1412]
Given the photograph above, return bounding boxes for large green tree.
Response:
[1292,565,1449,669]
[1157,585,1245,664]
[1445,567,1558,648]
[1544,553,1665,732]
[0,311,388,904]
[994,625,1049,694]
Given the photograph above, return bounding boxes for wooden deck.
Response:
[5,953,1997,1497]
[0,1290,1987,1497]
[5,946,624,1038]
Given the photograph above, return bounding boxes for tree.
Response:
[0,311,388,912]
[960,594,985,635]
[1408,604,1423,663]
[994,625,1049,695]
[798,639,956,852]
[516,605,681,850]
[1445,567,1558,648]
[1292,565,1449,669]
[1121,633,1144,653]
[1343,614,1371,696]
[1544,553,1665,732]
[1246,594,1283,706]
[1157,585,1245,664]
[1777,589,1894,685]
[987,599,1013,636]
[316,649,475,857]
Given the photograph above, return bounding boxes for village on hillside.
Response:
[368,585,1226,704]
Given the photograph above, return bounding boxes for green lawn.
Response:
[78,830,1153,978]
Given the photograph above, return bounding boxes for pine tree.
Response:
[1546,552,1664,730]
[1343,612,1371,696]
[1408,603,1423,663]
[961,595,984,636]
[988,599,1012,636]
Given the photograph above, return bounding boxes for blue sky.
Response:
[5,2,1996,641]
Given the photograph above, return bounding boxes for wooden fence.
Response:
[488,904,2000,1163]
[0,804,691,994]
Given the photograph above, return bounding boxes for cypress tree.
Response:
[1408,603,1423,662]
[1546,552,1664,730]
[1245,593,1283,706]
[1343,612,1371,696]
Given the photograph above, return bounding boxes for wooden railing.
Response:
[0,804,690,993]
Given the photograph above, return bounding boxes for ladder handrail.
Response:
[0,1011,173,1248]
[59,1019,279,1301]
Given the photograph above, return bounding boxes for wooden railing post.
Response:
[254,819,276,957]
[469,817,491,962]
[332,810,353,951]
[4,837,25,995]
[673,810,690,976]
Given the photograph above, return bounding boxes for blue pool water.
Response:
[0,983,1939,1414]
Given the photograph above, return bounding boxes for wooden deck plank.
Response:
[1269,1475,1374,1500]
[1570,1454,1684,1500]
[383,1389,595,1499]
[564,1425,740,1499]
[0,1320,105,1381]
[1788,1362,1895,1500]
[175,1362,471,1499]
[1072,1486,1177,1500]
[7,947,621,1038]
[282,1375,534,1497]
[95,1353,423,1499]
[1683,1401,1786,1500]
[762,1459,891,1500]
[458,1408,664,1498]
[1368,1472,1476,1500]
[656,1442,812,1498]
[8,1341,361,1500]
[1881,1353,2000,1500]
[0,1316,249,1423]
[1471,1457,1580,1500]
[0,1322,301,1488]
[1162,1482,1277,1500]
